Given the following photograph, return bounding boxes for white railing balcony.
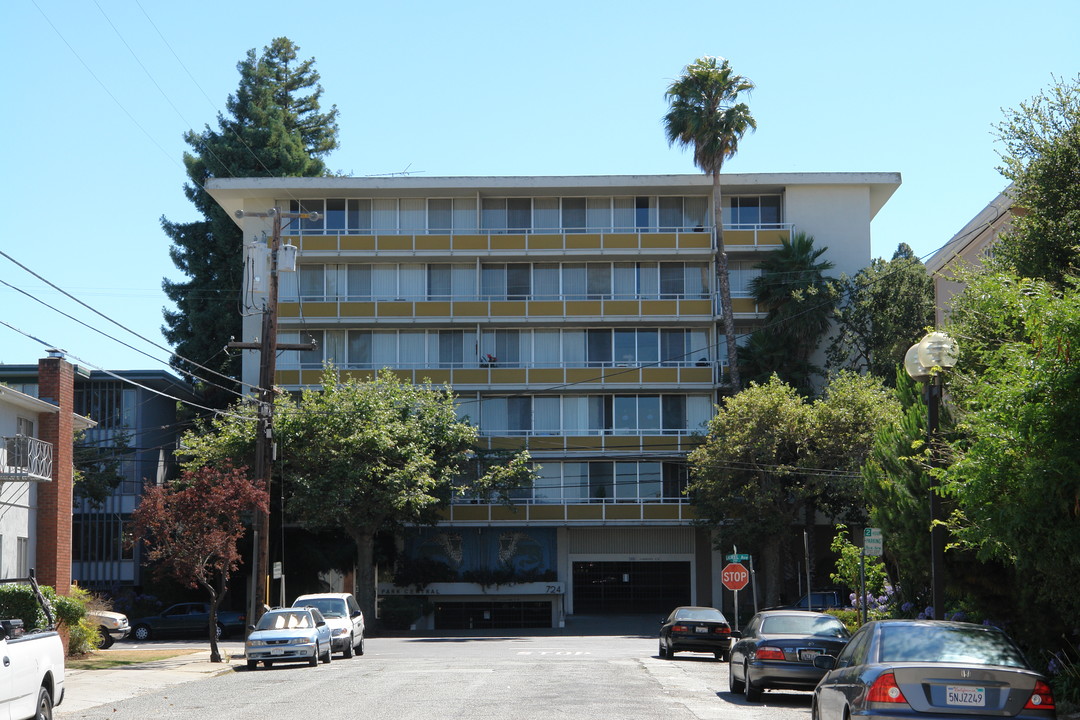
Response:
[0,435,53,482]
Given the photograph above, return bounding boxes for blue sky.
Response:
[2,0,1078,373]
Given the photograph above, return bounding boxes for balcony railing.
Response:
[0,435,53,482]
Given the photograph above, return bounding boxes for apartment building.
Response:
[209,172,900,629]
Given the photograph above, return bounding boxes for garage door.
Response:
[572,561,690,614]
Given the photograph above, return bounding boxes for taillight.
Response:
[1024,680,1055,710]
[715,626,731,635]
[671,624,688,633]
[866,672,908,704]
[755,646,785,661]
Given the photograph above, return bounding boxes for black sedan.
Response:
[659,606,733,661]
[729,610,851,701]
[812,619,1057,720]
[130,602,247,641]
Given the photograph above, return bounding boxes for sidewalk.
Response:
[57,651,239,716]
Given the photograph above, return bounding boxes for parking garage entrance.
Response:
[433,601,552,630]
[572,561,691,614]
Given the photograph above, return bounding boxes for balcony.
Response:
[0,435,53,482]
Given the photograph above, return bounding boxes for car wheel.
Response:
[35,685,52,720]
[247,659,258,670]
[132,624,152,641]
[343,634,354,659]
[744,661,763,701]
[215,623,225,640]
[263,660,274,668]
[728,657,745,693]
[810,697,821,720]
[357,634,365,656]
[98,628,114,649]
[322,642,332,664]
[666,641,675,659]
[309,644,319,667]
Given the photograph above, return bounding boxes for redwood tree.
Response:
[130,465,268,662]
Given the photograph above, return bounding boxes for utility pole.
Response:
[229,206,318,629]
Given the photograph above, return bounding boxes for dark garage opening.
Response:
[572,561,691,614]
[433,601,552,630]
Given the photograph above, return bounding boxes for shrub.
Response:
[0,583,97,655]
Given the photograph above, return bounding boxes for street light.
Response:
[905,331,959,621]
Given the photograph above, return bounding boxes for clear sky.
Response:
[2,0,1078,374]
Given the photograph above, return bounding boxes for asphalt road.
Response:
[70,634,814,720]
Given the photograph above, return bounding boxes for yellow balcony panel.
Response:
[275,370,300,386]
[682,505,700,520]
[643,504,683,521]
[567,504,603,520]
[452,234,488,251]
[300,369,325,385]
[565,234,602,249]
[573,436,604,450]
[383,369,415,383]
[340,302,376,317]
[731,298,759,314]
[376,235,412,251]
[377,302,416,317]
[759,228,790,245]
[527,436,565,451]
[565,368,599,385]
[452,301,488,317]
[604,300,639,316]
[606,505,641,520]
[491,234,527,250]
[300,302,338,317]
[418,370,451,384]
[603,367,639,383]
[279,302,301,318]
[301,236,338,252]
[604,435,643,450]
[488,437,527,450]
[678,436,705,452]
[342,370,377,382]
[415,235,451,251]
[641,300,678,315]
[639,435,677,452]
[602,233,639,249]
[679,368,713,384]
[680,300,713,315]
[565,301,601,316]
[340,235,376,251]
[528,368,564,384]
[641,233,679,249]
[678,233,712,249]
[452,505,489,522]
[489,301,526,317]
[527,301,564,317]
[452,369,489,384]
[725,229,757,246]
[527,234,563,250]
[490,505,524,521]
[528,505,566,521]
[435,507,451,521]
[415,301,452,316]
[491,368,527,384]
[642,367,679,384]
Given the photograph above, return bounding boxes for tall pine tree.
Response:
[162,38,339,406]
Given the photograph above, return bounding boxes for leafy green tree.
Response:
[688,373,899,605]
[73,430,132,506]
[827,243,935,384]
[162,38,339,406]
[829,525,888,601]
[739,232,836,390]
[664,56,757,389]
[991,74,1080,284]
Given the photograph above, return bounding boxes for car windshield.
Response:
[299,599,347,618]
[878,625,1029,668]
[256,611,314,631]
[761,615,849,637]
[675,608,726,622]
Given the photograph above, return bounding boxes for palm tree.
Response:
[664,56,757,390]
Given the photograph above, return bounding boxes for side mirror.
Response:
[813,655,837,670]
[317,620,326,627]
[247,624,257,632]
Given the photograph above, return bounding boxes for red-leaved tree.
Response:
[130,464,268,662]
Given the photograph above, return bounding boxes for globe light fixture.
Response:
[917,331,959,371]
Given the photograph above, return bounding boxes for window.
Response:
[348,265,372,300]
[589,462,614,501]
[324,199,346,232]
[291,200,325,232]
[586,263,611,299]
[299,330,323,368]
[562,198,587,233]
[347,331,372,368]
[587,330,612,366]
[428,265,452,300]
[428,199,453,231]
[438,331,465,368]
[299,266,325,300]
[728,195,782,226]
[348,199,372,233]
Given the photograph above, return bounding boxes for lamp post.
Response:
[904,331,959,622]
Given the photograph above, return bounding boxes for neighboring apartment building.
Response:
[0,364,199,589]
[208,172,900,629]
[0,353,93,592]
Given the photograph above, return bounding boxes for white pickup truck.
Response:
[0,572,65,720]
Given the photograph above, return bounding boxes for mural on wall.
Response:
[410,527,555,578]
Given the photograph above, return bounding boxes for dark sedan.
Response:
[729,610,851,701]
[812,619,1057,720]
[659,606,733,661]
[130,602,247,641]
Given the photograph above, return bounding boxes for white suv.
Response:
[292,593,365,658]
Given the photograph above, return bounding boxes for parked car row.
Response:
[244,592,366,670]
[660,605,1058,719]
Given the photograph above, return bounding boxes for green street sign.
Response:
[725,553,750,562]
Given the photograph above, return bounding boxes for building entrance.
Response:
[572,561,690,614]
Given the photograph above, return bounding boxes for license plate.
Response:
[799,649,822,662]
[946,686,985,707]
[694,626,708,634]
[271,648,285,656]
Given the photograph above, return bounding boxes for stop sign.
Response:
[721,562,750,591]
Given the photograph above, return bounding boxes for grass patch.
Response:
[67,648,202,670]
